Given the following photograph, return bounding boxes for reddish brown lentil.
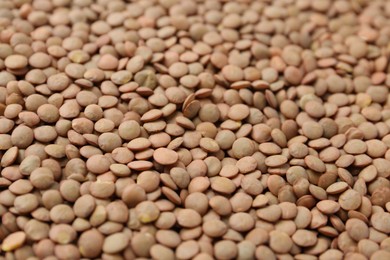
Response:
[0,0,389,259]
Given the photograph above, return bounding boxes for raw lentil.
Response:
[0,0,389,258]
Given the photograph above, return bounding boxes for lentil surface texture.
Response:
[0,0,390,259]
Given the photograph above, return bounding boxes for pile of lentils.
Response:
[1,0,390,259]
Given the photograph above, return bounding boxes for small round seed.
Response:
[153,148,179,165]
[1,232,26,252]
[0,1,389,258]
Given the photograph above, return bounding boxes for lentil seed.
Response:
[0,0,388,258]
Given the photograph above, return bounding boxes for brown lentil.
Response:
[0,0,389,258]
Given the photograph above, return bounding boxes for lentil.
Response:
[0,0,389,258]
